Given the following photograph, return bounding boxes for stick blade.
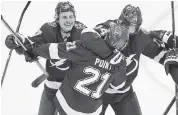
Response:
[31,74,48,88]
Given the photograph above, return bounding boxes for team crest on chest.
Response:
[126,54,138,76]
[49,59,69,70]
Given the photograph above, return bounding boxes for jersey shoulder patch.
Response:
[66,41,77,51]
[74,21,87,29]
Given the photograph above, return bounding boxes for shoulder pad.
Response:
[74,21,87,29]
[81,28,112,58]
[81,28,101,39]
[104,20,117,28]
[30,29,43,37]
[47,21,58,27]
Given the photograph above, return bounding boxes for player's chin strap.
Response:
[163,1,178,115]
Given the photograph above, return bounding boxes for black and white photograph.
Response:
[1,1,178,115]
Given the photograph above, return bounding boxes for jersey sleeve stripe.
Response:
[81,28,101,37]
[44,80,62,89]
[153,50,167,62]
[110,81,126,90]
[162,32,172,43]
[164,54,178,65]
[49,43,61,59]
[105,86,130,94]
[26,37,34,44]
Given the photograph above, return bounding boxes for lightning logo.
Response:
[49,59,69,71]
[126,54,138,76]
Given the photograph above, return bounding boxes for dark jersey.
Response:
[81,20,178,98]
[33,29,127,114]
[25,21,86,92]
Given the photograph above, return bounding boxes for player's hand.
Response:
[164,48,178,75]
[149,30,167,41]
[23,44,39,63]
[24,50,38,63]
[5,34,18,49]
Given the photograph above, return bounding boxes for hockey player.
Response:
[21,25,128,114]
[5,1,86,115]
[80,4,178,115]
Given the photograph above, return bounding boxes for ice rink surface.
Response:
[1,1,178,115]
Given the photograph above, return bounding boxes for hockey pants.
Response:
[38,89,58,115]
[100,89,142,115]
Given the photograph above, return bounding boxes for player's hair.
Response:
[54,1,76,21]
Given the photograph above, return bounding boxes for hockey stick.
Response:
[31,74,48,87]
[163,1,177,115]
[1,15,49,87]
[1,1,31,86]
[171,1,178,115]
[31,70,49,87]
[171,1,177,49]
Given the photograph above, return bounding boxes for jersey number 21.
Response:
[74,66,111,99]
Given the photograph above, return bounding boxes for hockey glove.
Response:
[5,34,27,55]
[164,48,178,75]
[23,43,39,63]
[24,50,38,63]
[149,30,178,48]
[5,34,18,49]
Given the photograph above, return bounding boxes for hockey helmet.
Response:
[118,4,142,28]
[55,1,75,21]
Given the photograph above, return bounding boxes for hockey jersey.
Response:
[32,29,127,115]
[25,21,86,93]
[81,19,178,96]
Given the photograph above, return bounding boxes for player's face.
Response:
[107,26,129,50]
[58,11,76,32]
[128,24,141,34]
[112,26,129,50]
[128,25,137,33]
[113,37,128,50]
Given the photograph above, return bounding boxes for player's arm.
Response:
[25,41,86,62]
[149,30,178,48]
[5,23,49,55]
[16,21,87,55]
[140,28,167,64]
[142,29,178,64]
[81,20,119,58]
[141,29,178,85]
